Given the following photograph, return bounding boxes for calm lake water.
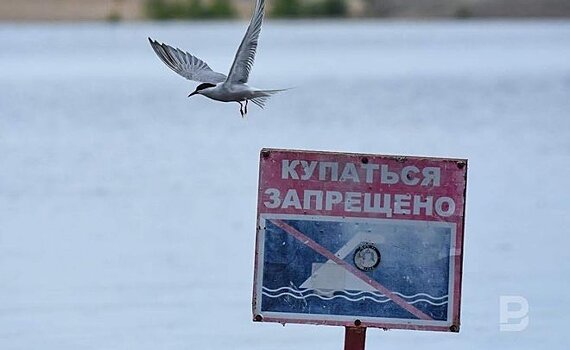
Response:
[1,20,569,349]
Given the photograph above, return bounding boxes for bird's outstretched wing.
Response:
[226,0,265,84]
[148,38,227,83]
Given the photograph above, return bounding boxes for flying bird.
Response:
[148,0,283,117]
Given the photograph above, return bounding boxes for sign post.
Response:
[252,148,467,345]
[344,327,366,350]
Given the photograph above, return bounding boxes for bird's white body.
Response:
[148,0,282,117]
[199,83,274,103]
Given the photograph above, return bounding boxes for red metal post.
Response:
[344,327,367,350]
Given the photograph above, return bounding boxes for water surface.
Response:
[1,20,569,349]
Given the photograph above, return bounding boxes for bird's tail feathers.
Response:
[250,88,288,109]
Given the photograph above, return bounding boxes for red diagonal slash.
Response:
[271,219,433,321]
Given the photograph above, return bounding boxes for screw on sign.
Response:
[252,149,468,349]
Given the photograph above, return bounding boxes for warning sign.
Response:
[252,149,467,332]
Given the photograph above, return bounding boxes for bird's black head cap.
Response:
[196,83,216,91]
[189,83,216,97]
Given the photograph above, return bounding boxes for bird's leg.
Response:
[245,100,249,114]
[238,101,244,117]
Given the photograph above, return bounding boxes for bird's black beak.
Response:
[188,91,198,97]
